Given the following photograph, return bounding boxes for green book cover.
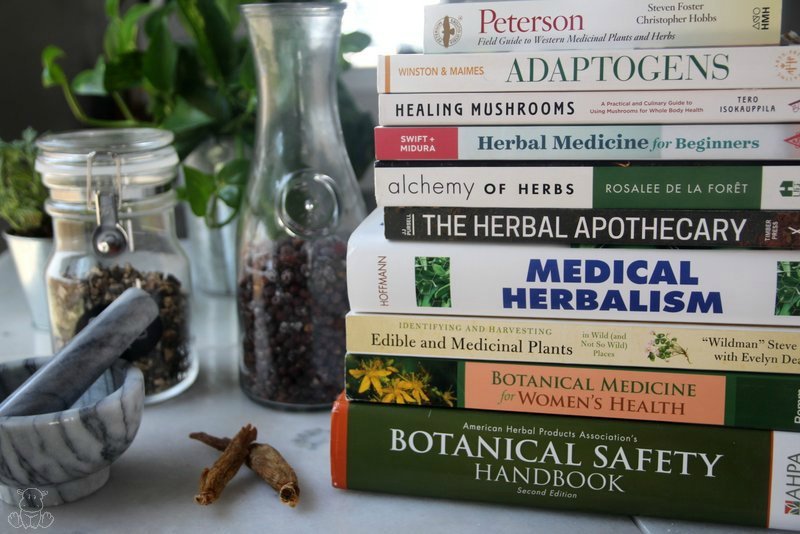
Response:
[331,396,800,530]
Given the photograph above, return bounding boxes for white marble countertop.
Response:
[0,252,789,534]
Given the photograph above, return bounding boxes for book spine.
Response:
[374,124,800,161]
[374,163,800,210]
[331,396,800,530]
[383,207,800,249]
[378,46,800,94]
[422,0,781,54]
[345,312,800,375]
[347,209,800,326]
[379,89,800,126]
[343,353,800,431]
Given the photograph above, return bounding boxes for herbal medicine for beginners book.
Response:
[346,209,800,326]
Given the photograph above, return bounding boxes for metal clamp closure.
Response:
[86,151,130,257]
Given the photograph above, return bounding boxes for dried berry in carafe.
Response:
[238,236,348,407]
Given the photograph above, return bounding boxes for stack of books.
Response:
[332,0,800,530]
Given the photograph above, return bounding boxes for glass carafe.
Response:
[238,3,367,409]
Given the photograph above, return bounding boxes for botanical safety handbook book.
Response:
[422,0,782,53]
[330,396,800,531]
[347,209,800,326]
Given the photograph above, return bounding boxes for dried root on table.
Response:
[195,424,257,505]
[190,425,300,507]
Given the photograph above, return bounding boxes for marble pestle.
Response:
[0,287,159,417]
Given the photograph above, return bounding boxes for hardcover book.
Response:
[347,209,800,326]
[374,124,800,161]
[378,46,800,94]
[346,312,800,375]
[383,206,800,249]
[344,353,800,431]
[422,0,781,53]
[378,89,800,126]
[373,161,800,210]
[330,396,800,530]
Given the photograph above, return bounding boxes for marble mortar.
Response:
[0,357,144,506]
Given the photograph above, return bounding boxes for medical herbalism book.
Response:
[330,396,800,531]
[374,124,800,161]
[343,353,800,431]
[347,209,800,326]
[383,207,800,249]
[377,46,800,94]
[422,0,781,53]
[373,161,800,211]
[378,89,800,126]
[345,312,800,375]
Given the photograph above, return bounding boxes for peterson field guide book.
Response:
[422,0,781,53]
[330,396,800,531]
[374,124,800,161]
[382,207,800,249]
[345,312,800,376]
[347,209,800,326]
[344,353,800,431]
[373,161,800,210]
[378,89,800,126]
[377,46,800,94]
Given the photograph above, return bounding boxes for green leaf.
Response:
[104,51,144,92]
[41,45,68,87]
[176,0,235,84]
[217,184,241,208]
[105,3,156,59]
[341,31,371,55]
[105,0,119,19]
[217,158,249,186]
[178,165,215,217]
[72,57,108,96]
[160,97,215,134]
[143,9,177,93]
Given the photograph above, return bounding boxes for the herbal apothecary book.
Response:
[377,46,800,94]
[373,161,800,210]
[346,209,800,326]
[382,206,800,248]
[330,395,800,531]
[344,353,800,431]
[422,0,782,54]
[345,312,800,375]
[378,89,800,126]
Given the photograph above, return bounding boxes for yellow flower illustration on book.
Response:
[404,372,431,404]
[345,354,458,407]
[348,358,398,395]
[381,378,416,404]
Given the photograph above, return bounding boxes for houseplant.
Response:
[41,0,374,293]
[0,128,52,329]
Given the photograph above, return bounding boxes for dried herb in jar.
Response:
[49,263,190,395]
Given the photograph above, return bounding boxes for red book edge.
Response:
[330,392,349,489]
